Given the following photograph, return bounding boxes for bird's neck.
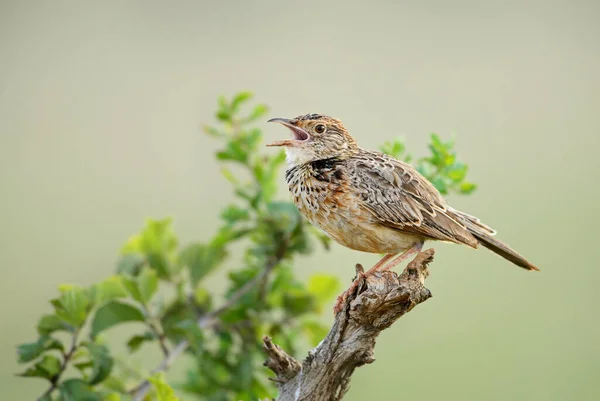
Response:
[284,146,315,166]
[285,156,345,187]
[284,146,357,169]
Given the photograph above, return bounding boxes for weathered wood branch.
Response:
[263,249,435,401]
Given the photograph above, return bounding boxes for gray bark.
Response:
[263,249,435,401]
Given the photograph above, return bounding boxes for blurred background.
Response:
[1,1,599,400]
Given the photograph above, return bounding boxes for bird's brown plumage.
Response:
[268,113,539,271]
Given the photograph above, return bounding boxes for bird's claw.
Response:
[333,270,366,315]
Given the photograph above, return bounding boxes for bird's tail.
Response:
[453,209,540,271]
[472,231,539,271]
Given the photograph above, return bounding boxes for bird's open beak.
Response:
[266,118,310,147]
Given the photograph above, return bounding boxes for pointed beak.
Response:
[266,117,310,147]
[267,117,292,125]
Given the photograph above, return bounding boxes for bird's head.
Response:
[267,114,358,165]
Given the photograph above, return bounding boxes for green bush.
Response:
[17,92,476,401]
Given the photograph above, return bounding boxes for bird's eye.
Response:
[314,124,326,134]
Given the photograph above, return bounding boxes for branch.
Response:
[263,249,435,401]
[37,329,80,401]
[130,252,284,401]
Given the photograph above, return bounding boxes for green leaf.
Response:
[220,204,250,224]
[89,276,127,305]
[247,104,268,121]
[416,162,434,180]
[173,319,204,351]
[147,253,171,278]
[216,109,231,122]
[160,301,195,342]
[446,162,468,183]
[17,336,64,363]
[101,376,129,394]
[242,128,262,153]
[231,91,253,112]
[211,226,249,247]
[70,346,90,362]
[244,128,262,152]
[18,366,50,380]
[54,286,90,327]
[57,379,102,401]
[116,253,145,276]
[203,124,224,138]
[105,393,133,401]
[193,286,212,310]
[148,373,181,401]
[126,331,156,353]
[37,314,73,336]
[258,151,286,203]
[39,354,62,377]
[217,141,248,163]
[266,201,301,234]
[90,301,145,338]
[282,292,316,316]
[379,138,408,159]
[86,343,113,385]
[219,167,240,185]
[430,176,448,194]
[232,355,253,390]
[265,150,286,176]
[459,181,477,194]
[17,354,62,380]
[308,274,340,310]
[121,276,142,303]
[137,267,159,303]
[74,360,93,376]
[179,243,227,286]
[268,264,304,307]
[121,267,158,304]
[217,95,228,111]
[104,393,124,401]
[121,218,177,279]
[430,133,445,153]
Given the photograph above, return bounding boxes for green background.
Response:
[1,1,598,400]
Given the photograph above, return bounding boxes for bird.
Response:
[266,113,539,313]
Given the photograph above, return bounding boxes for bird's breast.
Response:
[285,163,355,224]
[285,162,418,254]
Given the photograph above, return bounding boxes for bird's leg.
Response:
[367,253,395,272]
[374,241,424,272]
[332,253,392,315]
[333,243,426,314]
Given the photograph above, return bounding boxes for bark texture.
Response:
[263,249,435,401]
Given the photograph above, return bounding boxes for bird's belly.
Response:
[295,192,420,254]
[320,215,420,254]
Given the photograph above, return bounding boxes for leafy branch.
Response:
[130,237,289,401]
[16,92,478,401]
[380,133,477,195]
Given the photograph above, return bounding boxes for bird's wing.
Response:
[349,150,479,247]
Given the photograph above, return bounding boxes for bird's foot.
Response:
[333,264,366,315]
[332,243,425,315]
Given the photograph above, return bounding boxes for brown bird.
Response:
[267,114,538,313]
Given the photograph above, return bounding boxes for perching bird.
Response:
[267,114,538,313]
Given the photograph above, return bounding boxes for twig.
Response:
[147,321,170,357]
[130,248,286,401]
[37,329,80,401]
[140,301,170,358]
